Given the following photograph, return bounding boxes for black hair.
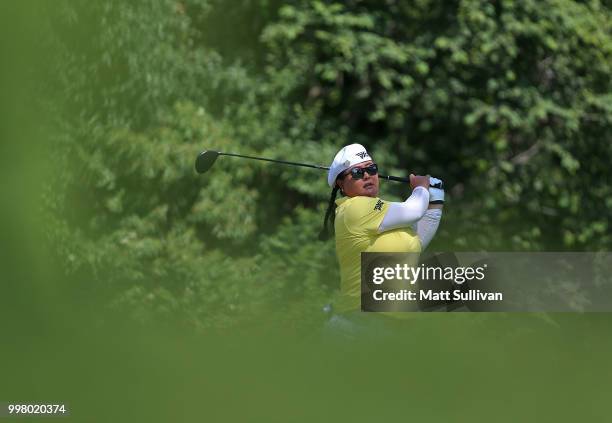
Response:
[318,185,341,241]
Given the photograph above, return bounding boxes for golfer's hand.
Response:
[410,174,430,190]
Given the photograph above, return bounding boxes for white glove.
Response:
[429,176,444,203]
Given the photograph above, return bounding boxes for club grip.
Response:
[381,174,444,189]
[380,174,410,184]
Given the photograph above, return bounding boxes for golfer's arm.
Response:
[412,208,443,250]
[377,187,429,233]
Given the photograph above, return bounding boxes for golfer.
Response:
[320,144,444,337]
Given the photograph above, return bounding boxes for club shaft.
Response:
[218,151,415,185]
[220,152,329,171]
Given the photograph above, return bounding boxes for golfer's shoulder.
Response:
[343,196,387,221]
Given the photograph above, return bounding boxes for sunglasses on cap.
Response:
[341,163,378,180]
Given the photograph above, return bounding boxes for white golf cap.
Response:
[327,143,372,188]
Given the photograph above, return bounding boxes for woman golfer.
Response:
[320,143,444,337]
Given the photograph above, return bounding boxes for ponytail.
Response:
[318,186,340,241]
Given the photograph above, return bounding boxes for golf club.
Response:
[195,150,443,188]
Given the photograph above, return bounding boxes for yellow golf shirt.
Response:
[334,195,422,313]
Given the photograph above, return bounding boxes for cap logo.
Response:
[356,151,369,159]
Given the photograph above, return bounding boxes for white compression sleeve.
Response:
[413,209,442,250]
[377,186,429,233]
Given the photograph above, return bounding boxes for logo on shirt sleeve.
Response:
[374,199,384,211]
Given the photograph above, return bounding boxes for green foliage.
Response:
[263,0,611,251]
[43,0,612,330]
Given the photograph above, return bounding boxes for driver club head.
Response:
[195,150,220,174]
